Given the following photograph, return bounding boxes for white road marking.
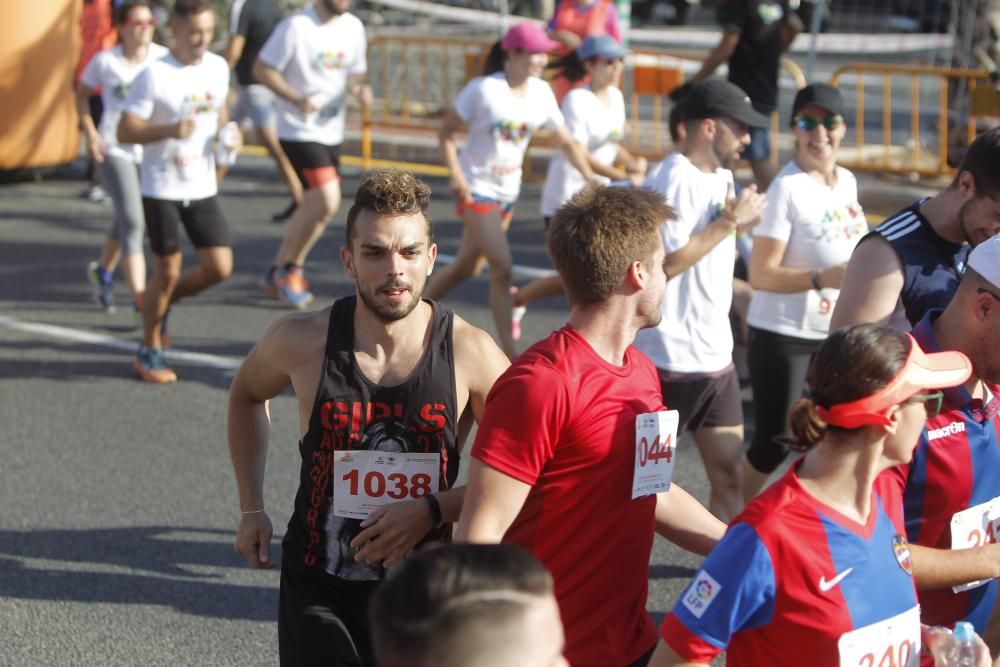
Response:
[0,314,243,371]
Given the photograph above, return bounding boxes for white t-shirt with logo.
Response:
[454,72,564,203]
[634,152,735,374]
[80,43,168,163]
[123,51,230,201]
[257,7,367,145]
[747,161,869,340]
[540,86,625,217]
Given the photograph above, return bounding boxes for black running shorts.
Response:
[142,196,230,256]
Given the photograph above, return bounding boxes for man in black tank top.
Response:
[831,127,1000,332]
[228,168,509,666]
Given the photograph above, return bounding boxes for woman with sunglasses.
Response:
[428,22,597,359]
[742,83,870,500]
[509,34,647,342]
[79,0,166,315]
[648,323,985,667]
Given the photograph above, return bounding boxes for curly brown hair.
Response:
[345,168,433,246]
[547,185,674,304]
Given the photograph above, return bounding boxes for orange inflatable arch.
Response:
[0,0,84,175]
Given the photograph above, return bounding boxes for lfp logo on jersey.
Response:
[682,570,722,619]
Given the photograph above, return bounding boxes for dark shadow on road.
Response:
[649,564,696,581]
[0,526,280,621]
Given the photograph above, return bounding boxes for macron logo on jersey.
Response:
[682,571,722,619]
[927,421,966,441]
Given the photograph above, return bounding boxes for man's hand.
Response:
[817,263,847,290]
[86,133,106,164]
[351,499,434,568]
[295,94,319,115]
[722,183,766,234]
[925,625,992,666]
[450,173,471,202]
[354,83,373,109]
[174,118,196,139]
[234,511,275,569]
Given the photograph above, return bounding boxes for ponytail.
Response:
[482,41,505,76]
[548,51,587,83]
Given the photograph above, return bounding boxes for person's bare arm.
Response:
[440,108,470,201]
[664,184,765,281]
[347,71,373,109]
[228,315,309,569]
[829,236,905,330]
[690,31,740,85]
[655,485,726,556]
[352,319,509,566]
[749,236,846,293]
[781,10,804,51]
[118,111,193,145]
[224,33,246,69]
[909,543,1000,591]
[253,59,312,109]
[554,125,598,182]
[455,461,533,542]
[77,84,105,164]
[648,641,707,667]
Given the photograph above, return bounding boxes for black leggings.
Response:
[745,327,822,474]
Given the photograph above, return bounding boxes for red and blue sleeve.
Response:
[662,522,777,661]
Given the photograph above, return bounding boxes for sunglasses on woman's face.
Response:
[909,391,944,419]
[794,114,844,131]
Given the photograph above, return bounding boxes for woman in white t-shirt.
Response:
[78,0,166,314]
[509,34,647,342]
[743,83,870,498]
[427,22,598,358]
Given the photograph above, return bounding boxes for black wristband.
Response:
[424,493,443,529]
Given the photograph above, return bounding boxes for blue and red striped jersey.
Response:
[662,465,920,666]
[883,310,1000,632]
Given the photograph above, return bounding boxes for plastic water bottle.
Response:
[948,621,977,667]
[216,121,239,167]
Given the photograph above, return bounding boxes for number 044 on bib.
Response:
[632,410,679,500]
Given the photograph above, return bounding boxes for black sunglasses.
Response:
[794,115,844,131]
[909,391,944,419]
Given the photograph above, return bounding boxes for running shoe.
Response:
[271,200,297,223]
[510,286,526,342]
[86,261,116,313]
[257,267,277,295]
[133,346,177,384]
[82,184,112,205]
[275,266,314,309]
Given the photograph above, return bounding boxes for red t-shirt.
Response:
[472,325,662,666]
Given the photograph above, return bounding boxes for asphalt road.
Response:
[0,153,930,665]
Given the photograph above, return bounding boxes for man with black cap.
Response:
[636,78,768,522]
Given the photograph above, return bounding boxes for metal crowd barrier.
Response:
[360,33,997,179]
[830,63,1000,177]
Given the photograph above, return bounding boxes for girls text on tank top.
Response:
[283,296,460,580]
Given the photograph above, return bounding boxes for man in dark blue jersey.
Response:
[832,127,1000,332]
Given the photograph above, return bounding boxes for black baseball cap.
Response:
[791,83,845,119]
[678,79,769,128]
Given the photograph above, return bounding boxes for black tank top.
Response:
[283,296,460,580]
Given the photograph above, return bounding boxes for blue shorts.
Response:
[740,104,773,162]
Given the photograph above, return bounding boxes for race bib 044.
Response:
[632,410,679,500]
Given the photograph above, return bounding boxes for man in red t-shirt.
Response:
[457,185,727,667]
